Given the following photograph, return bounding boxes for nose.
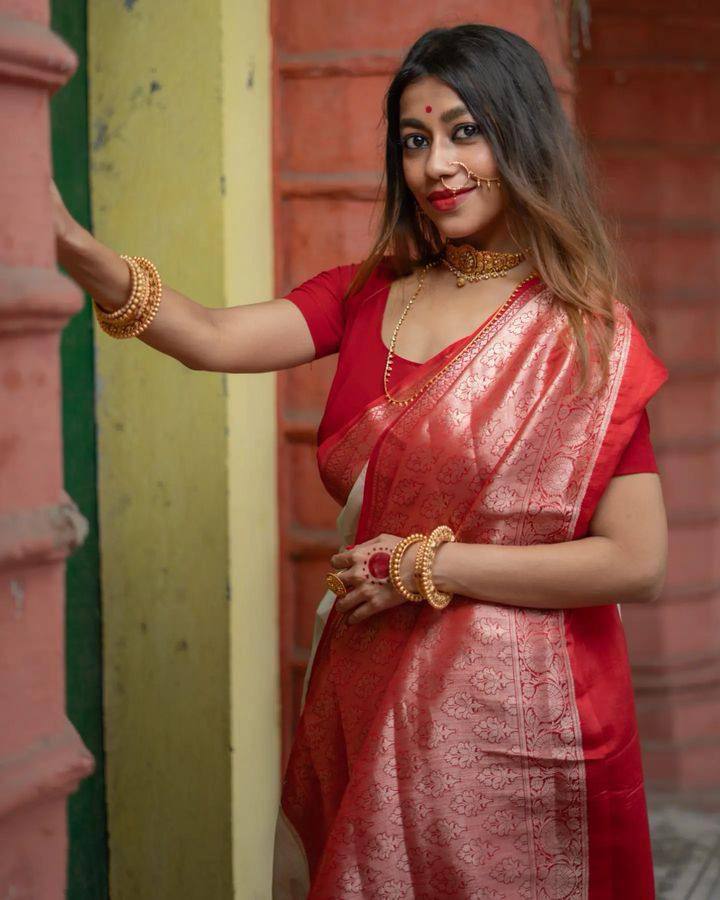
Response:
[425,149,466,189]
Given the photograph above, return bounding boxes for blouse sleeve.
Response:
[284,262,359,360]
[612,408,659,476]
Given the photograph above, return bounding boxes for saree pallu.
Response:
[273,277,669,900]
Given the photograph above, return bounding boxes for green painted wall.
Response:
[51,2,109,898]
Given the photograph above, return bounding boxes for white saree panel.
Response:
[272,461,369,900]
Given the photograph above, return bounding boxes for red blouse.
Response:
[285,259,658,476]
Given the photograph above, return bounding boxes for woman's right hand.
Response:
[50,178,85,254]
[47,176,316,372]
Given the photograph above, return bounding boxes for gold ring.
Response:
[325,571,348,598]
[440,161,475,195]
[441,160,501,194]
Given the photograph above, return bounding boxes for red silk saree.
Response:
[274,273,669,899]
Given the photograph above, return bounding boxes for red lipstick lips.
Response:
[427,184,476,212]
[427,185,475,201]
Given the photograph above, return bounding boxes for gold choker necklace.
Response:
[442,242,526,287]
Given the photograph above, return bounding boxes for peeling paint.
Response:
[155,479,172,509]
[10,578,24,620]
[112,493,132,516]
[246,60,255,89]
[123,0,138,10]
[150,80,161,93]
[91,160,115,176]
[92,120,108,152]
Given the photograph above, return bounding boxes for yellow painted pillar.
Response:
[88,2,278,897]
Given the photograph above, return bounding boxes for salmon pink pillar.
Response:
[0,3,94,896]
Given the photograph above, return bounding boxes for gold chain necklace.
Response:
[443,242,528,287]
[383,263,539,407]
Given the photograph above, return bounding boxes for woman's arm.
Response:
[427,472,668,609]
[53,182,316,373]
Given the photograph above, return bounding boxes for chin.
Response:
[433,218,490,242]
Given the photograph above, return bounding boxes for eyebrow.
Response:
[399,104,470,130]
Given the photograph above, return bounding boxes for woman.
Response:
[54,22,667,900]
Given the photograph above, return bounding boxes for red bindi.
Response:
[425,105,432,113]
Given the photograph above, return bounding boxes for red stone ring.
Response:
[367,550,391,581]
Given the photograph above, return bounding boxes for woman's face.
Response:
[399,75,507,245]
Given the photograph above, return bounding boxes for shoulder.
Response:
[611,298,669,408]
[346,254,396,292]
[304,254,395,295]
[612,299,662,364]
[329,255,397,313]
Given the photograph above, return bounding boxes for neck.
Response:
[447,217,521,254]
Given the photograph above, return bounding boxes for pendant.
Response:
[456,277,466,288]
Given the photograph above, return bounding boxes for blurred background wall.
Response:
[575,0,720,813]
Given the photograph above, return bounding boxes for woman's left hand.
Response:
[329,533,420,624]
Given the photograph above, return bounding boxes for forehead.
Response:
[399,76,462,113]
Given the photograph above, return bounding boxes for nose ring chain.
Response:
[440,160,501,194]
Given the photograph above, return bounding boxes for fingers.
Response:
[335,588,366,615]
[330,536,404,624]
[345,594,383,625]
[330,550,351,568]
[330,535,393,569]
[336,584,403,625]
[336,582,379,617]
[334,564,362,591]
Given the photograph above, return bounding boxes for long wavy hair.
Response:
[345,23,644,394]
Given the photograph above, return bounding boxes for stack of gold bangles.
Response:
[92,255,163,338]
[389,525,456,610]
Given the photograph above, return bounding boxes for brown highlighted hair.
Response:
[347,23,643,394]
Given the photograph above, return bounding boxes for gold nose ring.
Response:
[440,160,501,194]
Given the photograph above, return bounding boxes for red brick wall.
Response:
[576,1,720,806]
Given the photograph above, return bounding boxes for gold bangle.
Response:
[94,256,163,339]
[415,525,456,610]
[93,256,148,325]
[389,533,425,603]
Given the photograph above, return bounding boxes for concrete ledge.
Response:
[0,493,88,569]
[0,719,95,821]
[0,265,84,335]
[0,14,77,91]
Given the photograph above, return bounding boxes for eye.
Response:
[400,122,480,150]
[400,133,428,151]
[455,123,480,139]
